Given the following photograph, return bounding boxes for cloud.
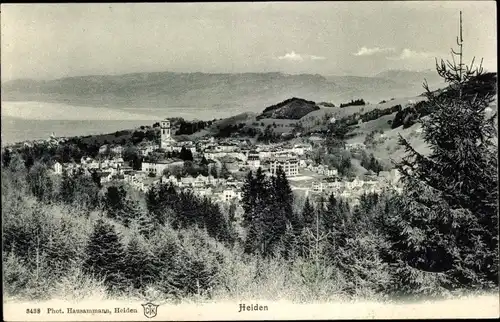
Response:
[278,51,304,62]
[310,55,326,60]
[277,51,326,62]
[387,48,436,60]
[353,46,395,56]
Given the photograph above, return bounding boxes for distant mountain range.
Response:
[1,70,446,119]
[374,69,442,85]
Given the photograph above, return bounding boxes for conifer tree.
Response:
[272,166,294,224]
[260,167,288,257]
[391,11,498,293]
[302,197,315,230]
[220,162,231,179]
[369,154,383,175]
[59,169,75,204]
[83,219,127,289]
[2,148,12,168]
[209,165,218,178]
[241,170,256,227]
[202,197,234,244]
[242,168,271,255]
[26,162,54,203]
[147,183,178,226]
[136,211,155,238]
[104,186,128,219]
[123,236,159,289]
[296,197,316,257]
[73,174,100,210]
[199,155,209,166]
[322,195,350,259]
[145,185,160,218]
[90,169,102,188]
[179,146,194,161]
[281,222,299,260]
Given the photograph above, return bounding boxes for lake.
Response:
[0,100,228,145]
[1,117,155,145]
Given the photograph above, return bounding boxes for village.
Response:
[51,118,403,207]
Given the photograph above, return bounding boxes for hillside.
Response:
[258,97,320,120]
[1,71,447,119]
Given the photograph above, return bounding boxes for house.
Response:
[345,142,366,151]
[222,188,238,202]
[181,176,195,187]
[141,160,184,175]
[258,150,272,159]
[292,144,312,155]
[308,136,324,143]
[247,154,261,170]
[326,180,343,191]
[193,175,208,188]
[315,164,326,175]
[194,186,213,197]
[270,157,299,177]
[166,175,180,185]
[325,167,338,177]
[65,163,80,176]
[99,171,113,183]
[80,156,94,165]
[311,181,324,193]
[88,161,100,169]
[114,157,125,166]
[207,175,217,185]
[53,162,63,175]
[120,165,134,175]
[139,145,159,156]
[99,145,108,154]
[346,177,364,190]
[215,144,238,153]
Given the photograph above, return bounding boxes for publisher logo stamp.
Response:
[141,302,159,319]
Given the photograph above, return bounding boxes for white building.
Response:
[181,176,195,187]
[141,160,183,175]
[193,175,209,188]
[270,157,299,177]
[258,150,273,160]
[345,142,366,151]
[54,162,63,175]
[311,181,324,193]
[325,168,338,177]
[345,177,364,190]
[222,188,242,202]
[247,152,261,170]
[139,144,160,156]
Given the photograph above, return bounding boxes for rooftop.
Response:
[271,157,299,163]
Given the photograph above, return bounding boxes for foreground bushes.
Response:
[2,192,393,302]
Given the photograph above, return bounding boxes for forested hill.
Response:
[258,97,320,120]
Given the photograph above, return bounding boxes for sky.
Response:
[1,2,497,81]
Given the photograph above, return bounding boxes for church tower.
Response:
[160,119,174,149]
